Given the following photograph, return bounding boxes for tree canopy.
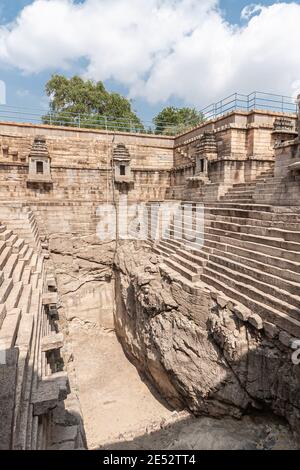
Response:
[153,106,204,135]
[42,74,144,132]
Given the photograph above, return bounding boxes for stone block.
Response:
[51,425,78,445]
[248,314,263,330]
[279,331,294,348]
[42,292,58,306]
[32,372,70,416]
[216,295,228,309]
[233,304,251,322]
[41,333,64,352]
[263,321,279,339]
[0,309,21,348]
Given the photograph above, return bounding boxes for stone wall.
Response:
[0,121,173,203]
[170,110,297,201]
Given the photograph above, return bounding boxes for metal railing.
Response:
[0,91,297,136]
[197,91,297,122]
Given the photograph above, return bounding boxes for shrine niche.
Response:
[27,135,53,188]
[113,143,134,189]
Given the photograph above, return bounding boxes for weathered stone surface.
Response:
[114,243,300,437]
[263,321,279,339]
[0,348,19,449]
[41,333,64,352]
[42,292,58,306]
[248,314,263,330]
[279,331,294,348]
[32,373,70,416]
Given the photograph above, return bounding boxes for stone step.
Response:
[34,256,44,275]
[204,231,300,263]
[224,189,255,196]
[177,247,209,266]
[11,238,25,254]
[164,258,201,282]
[171,252,203,274]
[21,247,34,264]
[205,207,300,223]
[5,234,19,247]
[18,244,29,259]
[204,213,300,232]
[231,182,257,189]
[208,252,300,298]
[209,220,300,242]
[0,278,13,303]
[158,239,181,253]
[16,313,34,349]
[30,273,39,289]
[201,273,300,337]
[220,198,254,204]
[206,203,272,211]
[5,282,24,310]
[29,253,38,271]
[172,220,300,254]
[202,262,300,320]
[12,259,26,282]
[153,245,173,257]
[0,308,21,348]
[3,253,19,279]
[0,240,6,257]
[0,229,13,241]
[211,247,300,285]
[18,285,32,314]
[22,267,32,285]
[221,193,254,199]
[212,239,300,275]
[0,246,12,270]
[0,303,7,329]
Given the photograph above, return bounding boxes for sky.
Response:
[0,0,299,123]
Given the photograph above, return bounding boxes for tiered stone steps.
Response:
[153,174,300,337]
[0,206,42,251]
[0,216,71,450]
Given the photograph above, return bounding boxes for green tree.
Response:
[42,74,144,132]
[153,106,204,135]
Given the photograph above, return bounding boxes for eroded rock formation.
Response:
[114,242,300,436]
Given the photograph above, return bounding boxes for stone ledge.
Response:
[31,372,70,416]
[41,333,64,353]
[42,292,58,306]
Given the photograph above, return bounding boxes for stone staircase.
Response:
[0,206,42,251]
[152,174,300,338]
[0,209,82,449]
[218,168,275,204]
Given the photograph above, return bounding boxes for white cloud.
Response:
[16,88,30,97]
[241,4,263,20]
[0,0,299,106]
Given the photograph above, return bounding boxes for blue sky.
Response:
[0,0,299,123]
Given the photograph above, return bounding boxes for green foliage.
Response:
[42,74,144,132]
[153,106,204,135]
